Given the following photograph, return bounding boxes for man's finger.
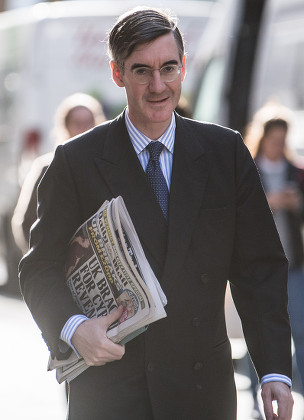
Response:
[261,385,275,419]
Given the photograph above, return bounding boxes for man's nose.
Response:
[148,70,166,92]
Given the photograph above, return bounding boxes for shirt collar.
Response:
[125,109,176,155]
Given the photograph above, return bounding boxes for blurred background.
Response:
[1,0,304,419]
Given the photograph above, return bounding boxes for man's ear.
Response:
[111,61,125,87]
[181,55,187,82]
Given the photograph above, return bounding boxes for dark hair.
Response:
[254,118,289,159]
[108,7,185,69]
[263,118,288,136]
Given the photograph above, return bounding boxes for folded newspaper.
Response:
[48,196,167,383]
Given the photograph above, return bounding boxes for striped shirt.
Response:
[60,111,291,388]
[124,109,175,188]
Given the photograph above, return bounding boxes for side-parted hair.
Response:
[108,7,185,69]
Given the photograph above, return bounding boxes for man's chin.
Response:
[148,108,174,124]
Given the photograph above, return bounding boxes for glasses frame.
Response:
[129,64,183,85]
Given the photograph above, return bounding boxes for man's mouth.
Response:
[148,97,168,104]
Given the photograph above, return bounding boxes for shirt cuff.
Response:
[60,314,89,357]
[261,373,292,388]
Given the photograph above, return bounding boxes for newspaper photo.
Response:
[48,196,167,383]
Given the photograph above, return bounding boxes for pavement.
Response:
[0,291,67,420]
[1,290,304,420]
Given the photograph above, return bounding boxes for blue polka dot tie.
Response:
[146,141,169,220]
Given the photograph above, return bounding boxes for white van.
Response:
[0,0,215,289]
[193,0,304,154]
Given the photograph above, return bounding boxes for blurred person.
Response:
[175,95,192,118]
[245,107,304,417]
[19,8,293,420]
[12,93,105,255]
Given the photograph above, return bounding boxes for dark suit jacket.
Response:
[19,112,292,420]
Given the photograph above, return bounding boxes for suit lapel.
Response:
[93,113,168,272]
[163,116,211,291]
[92,113,211,288]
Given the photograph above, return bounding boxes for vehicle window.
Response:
[193,56,225,123]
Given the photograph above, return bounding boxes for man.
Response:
[19,7,294,419]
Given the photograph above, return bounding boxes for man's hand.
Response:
[261,382,294,419]
[71,306,125,366]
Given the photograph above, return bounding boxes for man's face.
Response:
[111,32,186,137]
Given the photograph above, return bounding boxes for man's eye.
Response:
[161,65,175,74]
[134,68,149,76]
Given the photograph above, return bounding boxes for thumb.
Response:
[105,305,124,328]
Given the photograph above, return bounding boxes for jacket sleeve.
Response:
[229,135,292,380]
[19,145,83,359]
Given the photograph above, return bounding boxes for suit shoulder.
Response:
[176,115,242,151]
[186,117,239,137]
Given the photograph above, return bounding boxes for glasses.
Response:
[130,64,182,85]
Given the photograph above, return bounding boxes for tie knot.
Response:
[146,141,164,161]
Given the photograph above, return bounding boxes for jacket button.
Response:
[147,362,155,372]
[200,273,209,284]
[193,361,203,371]
[192,317,201,327]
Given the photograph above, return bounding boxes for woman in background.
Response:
[245,104,304,416]
[12,93,106,254]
